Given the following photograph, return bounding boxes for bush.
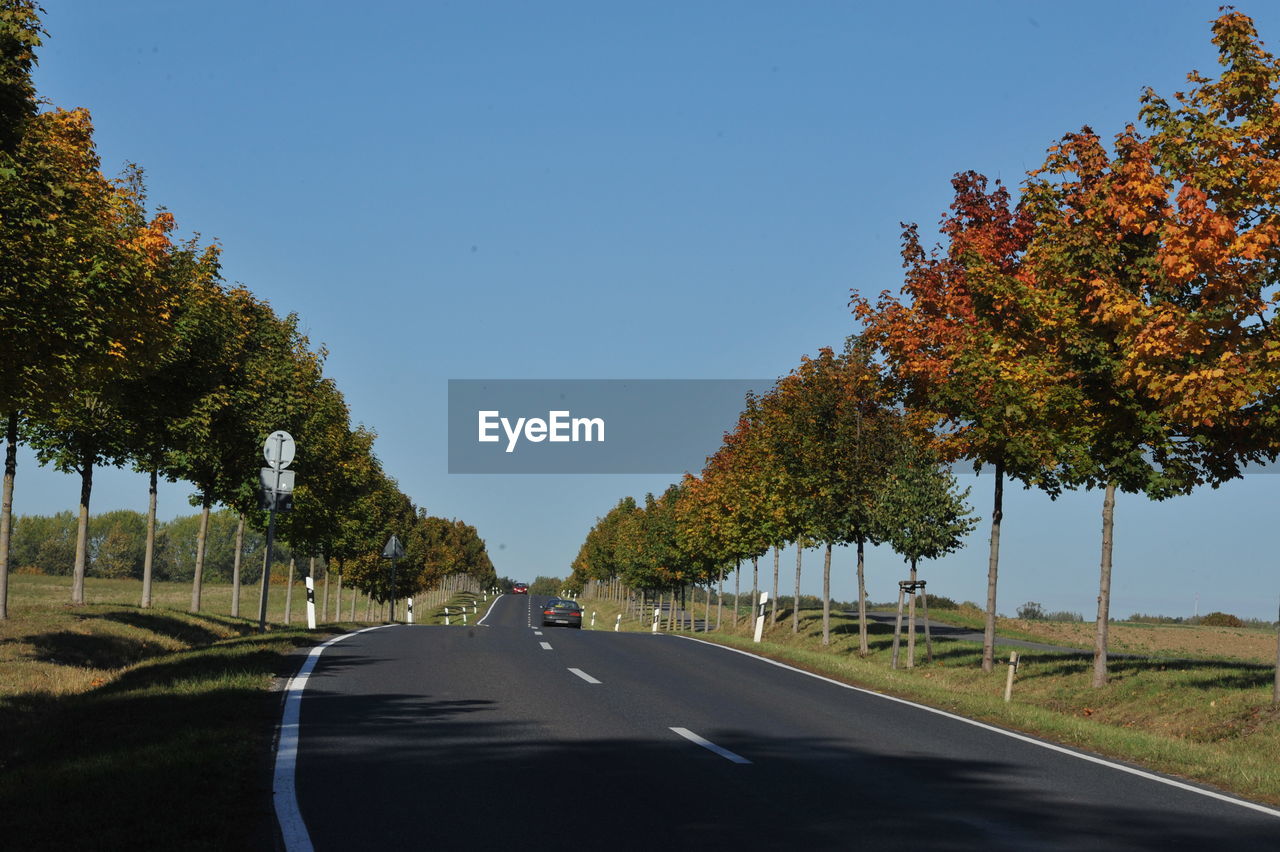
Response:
[1127,612,1186,625]
[1045,610,1084,623]
[1198,611,1244,628]
[1016,601,1046,620]
[924,594,958,610]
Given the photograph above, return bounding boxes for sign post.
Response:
[257,431,296,633]
[382,534,405,622]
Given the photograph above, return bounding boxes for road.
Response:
[287,594,1280,850]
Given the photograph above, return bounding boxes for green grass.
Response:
[0,575,364,850]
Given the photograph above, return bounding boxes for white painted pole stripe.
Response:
[670,727,752,764]
[539,641,553,650]
[274,623,396,852]
[674,635,1280,819]
[568,667,601,684]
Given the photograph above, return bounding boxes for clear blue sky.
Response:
[16,1,1280,620]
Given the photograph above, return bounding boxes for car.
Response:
[541,598,582,628]
[512,582,529,594]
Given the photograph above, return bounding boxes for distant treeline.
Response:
[9,509,298,584]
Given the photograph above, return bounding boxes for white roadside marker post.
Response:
[1004,651,1020,703]
[444,607,450,626]
[615,613,622,632]
[463,612,468,625]
[753,591,769,643]
[591,611,597,628]
[305,576,317,630]
[407,597,414,625]
[652,607,660,633]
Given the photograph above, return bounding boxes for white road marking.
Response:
[568,668,601,684]
[674,635,1280,819]
[670,727,751,764]
[533,630,543,636]
[274,624,396,851]
[539,641,553,650]
[475,594,504,626]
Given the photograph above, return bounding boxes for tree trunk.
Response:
[349,584,356,621]
[231,514,245,618]
[982,458,1005,673]
[335,564,344,622]
[141,469,158,609]
[284,557,295,624]
[322,562,329,622]
[1273,595,1279,706]
[770,546,779,626]
[704,582,710,631]
[190,493,212,613]
[716,571,722,630]
[1092,482,1117,688]
[907,559,918,667]
[733,562,740,627]
[857,537,869,657]
[0,411,16,620]
[821,542,832,647]
[792,546,802,634]
[751,556,759,622]
[71,459,93,605]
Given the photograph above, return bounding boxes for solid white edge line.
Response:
[568,667,601,684]
[670,726,752,764]
[274,623,397,852]
[539,641,554,650]
[673,635,1280,819]
[475,594,504,626]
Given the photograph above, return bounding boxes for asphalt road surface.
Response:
[288,594,1280,851]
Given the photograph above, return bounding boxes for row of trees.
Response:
[573,10,1280,690]
[0,2,496,619]
[569,344,978,647]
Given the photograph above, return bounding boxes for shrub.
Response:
[924,594,958,609]
[1045,610,1084,623]
[1016,601,1046,620]
[1198,611,1244,628]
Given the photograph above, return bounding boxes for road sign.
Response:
[259,467,296,493]
[382,535,405,560]
[263,430,296,470]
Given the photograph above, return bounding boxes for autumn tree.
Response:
[761,344,903,647]
[854,172,1087,672]
[21,165,186,604]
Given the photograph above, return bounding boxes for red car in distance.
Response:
[512,583,529,594]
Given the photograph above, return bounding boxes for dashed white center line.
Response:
[567,668,601,684]
[670,727,752,764]
[533,630,543,636]
[539,641,553,650]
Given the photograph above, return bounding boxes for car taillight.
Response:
[544,610,555,615]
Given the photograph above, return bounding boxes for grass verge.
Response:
[0,596,356,851]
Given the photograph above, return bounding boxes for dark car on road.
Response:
[512,582,528,594]
[541,598,582,628]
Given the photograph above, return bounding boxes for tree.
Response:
[854,172,1082,672]
[874,440,978,667]
[762,344,902,647]
[21,164,185,604]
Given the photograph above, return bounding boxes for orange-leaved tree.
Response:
[854,172,1085,672]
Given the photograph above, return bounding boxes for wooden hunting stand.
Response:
[891,578,933,669]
